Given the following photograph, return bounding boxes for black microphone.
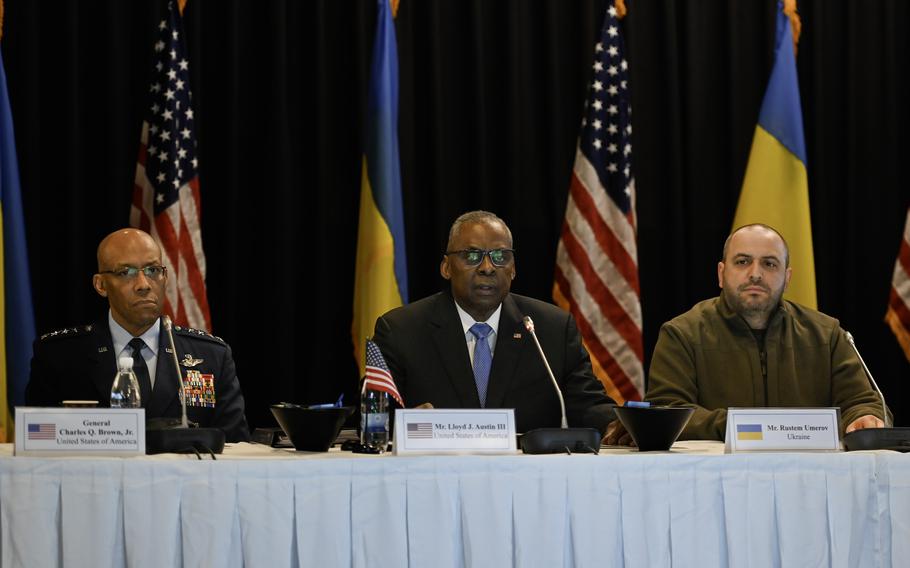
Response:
[145,316,226,455]
[518,315,601,454]
[841,330,910,452]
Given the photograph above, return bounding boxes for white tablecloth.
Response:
[0,442,907,567]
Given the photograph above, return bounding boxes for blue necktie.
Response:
[469,323,493,407]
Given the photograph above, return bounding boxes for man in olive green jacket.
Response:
[612,224,885,442]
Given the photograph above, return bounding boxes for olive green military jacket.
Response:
[647,295,886,440]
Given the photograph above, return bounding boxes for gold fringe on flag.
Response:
[885,308,910,363]
[391,0,400,19]
[782,0,801,56]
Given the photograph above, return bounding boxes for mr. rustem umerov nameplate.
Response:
[725,407,840,453]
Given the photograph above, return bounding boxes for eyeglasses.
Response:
[445,248,515,267]
[99,265,167,281]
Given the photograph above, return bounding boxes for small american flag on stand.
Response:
[131,0,212,331]
[363,339,404,407]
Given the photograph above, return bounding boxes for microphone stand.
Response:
[841,330,910,452]
[844,331,890,427]
[164,315,190,428]
[518,316,601,454]
[145,316,226,455]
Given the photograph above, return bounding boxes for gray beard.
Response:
[722,285,784,328]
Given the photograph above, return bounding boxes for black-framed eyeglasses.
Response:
[99,265,167,281]
[445,248,515,267]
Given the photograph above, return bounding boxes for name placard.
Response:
[724,407,841,453]
[15,407,146,457]
[394,408,517,455]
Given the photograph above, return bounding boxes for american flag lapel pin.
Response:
[513,332,522,339]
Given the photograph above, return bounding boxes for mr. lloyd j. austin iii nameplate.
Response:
[394,408,517,454]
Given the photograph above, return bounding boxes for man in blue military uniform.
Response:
[25,228,249,442]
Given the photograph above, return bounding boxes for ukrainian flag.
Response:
[732,3,816,309]
[737,423,764,441]
[352,0,408,376]
[0,48,36,442]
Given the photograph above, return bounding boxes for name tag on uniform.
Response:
[15,407,145,457]
[724,407,841,453]
[394,408,517,454]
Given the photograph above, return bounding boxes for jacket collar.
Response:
[429,292,480,406]
[427,291,527,408]
[89,320,117,401]
[484,294,526,408]
[147,325,181,416]
[88,316,180,414]
[716,292,789,333]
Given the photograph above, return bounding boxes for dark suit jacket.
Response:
[373,292,616,434]
[25,320,250,442]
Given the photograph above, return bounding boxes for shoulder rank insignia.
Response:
[174,325,225,343]
[181,354,204,367]
[40,324,93,341]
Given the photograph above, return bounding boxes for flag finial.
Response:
[782,0,801,56]
[614,0,627,20]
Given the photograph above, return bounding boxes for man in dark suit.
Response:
[373,211,616,434]
[25,229,249,442]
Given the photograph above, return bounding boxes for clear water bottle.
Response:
[360,389,389,452]
[111,356,141,408]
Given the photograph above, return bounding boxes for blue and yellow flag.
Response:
[0,47,36,442]
[352,0,408,376]
[732,2,816,308]
[736,423,764,441]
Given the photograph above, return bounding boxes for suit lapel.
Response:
[430,294,482,407]
[90,322,117,402]
[484,295,525,408]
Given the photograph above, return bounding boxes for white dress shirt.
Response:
[108,311,161,388]
[453,301,503,366]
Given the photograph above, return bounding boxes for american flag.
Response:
[406,422,433,439]
[27,423,55,440]
[886,208,910,362]
[553,3,644,403]
[131,1,211,331]
[363,339,404,407]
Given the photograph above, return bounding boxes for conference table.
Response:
[0,441,907,568]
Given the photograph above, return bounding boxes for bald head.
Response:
[93,229,167,336]
[97,229,161,272]
[722,224,789,267]
[446,210,513,251]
